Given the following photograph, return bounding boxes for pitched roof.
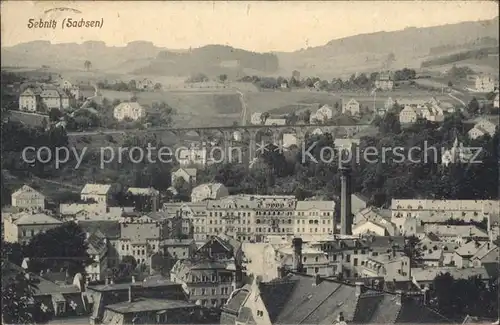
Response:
[87,233,108,256]
[81,183,111,195]
[104,298,196,313]
[174,168,197,177]
[12,212,62,225]
[126,187,159,196]
[11,185,44,199]
[423,224,488,238]
[40,89,60,98]
[114,101,144,111]
[77,220,121,239]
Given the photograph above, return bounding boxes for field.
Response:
[244,91,338,115]
[7,111,48,127]
[99,89,243,127]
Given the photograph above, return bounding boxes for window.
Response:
[257,310,264,317]
[346,254,351,262]
[315,256,319,262]
[201,288,206,295]
[211,288,216,295]
[354,258,358,266]
[314,267,319,273]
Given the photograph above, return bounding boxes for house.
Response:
[18,88,38,112]
[170,235,243,309]
[250,112,262,125]
[420,248,444,267]
[220,272,450,325]
[116,213,169,265]
[441,137,475,166]
[264,118,286,126]
[171,168,197,186]
[100,296,203,325]
[342,98,360,115]
[4,263,91,321]
[86,277,192,325]
[375,72,394,90]
[399,105,420,124]
[282,133,297,148]
[475,75,496,92]
[275,245,332,276]
[293,201,335,239]
[81,183,112,207]
[85,230,109,281]
[351,193,369,215]
[280,80,289,89]
[162,202,208,242]
[451,240,496,268]
[360,251,411,282]
[11,185,45,210]
[423,224,489,244]
[3,212,63,244]
[113,102,146,121]
[159,239,197,260]
[40,89,62,110]
[70,84,96,101]
[309,104,333,124]
[468,119,498,139]
[177,147,208,167]
[191,183,229,202]
[411,266,491,289]
[353,219,396,237]
[470,242,499,268]
[78,220,122,266]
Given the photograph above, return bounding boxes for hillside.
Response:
[276,17,499,78]
[1,17,498,78]
[131,45,279,77]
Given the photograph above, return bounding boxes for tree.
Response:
[218,74,228,83]
[403,235,423,267]
[48,108,63,122]
[2,261,36,325]
[467,97,480,115]
[84,60,92,71]
[447,81,453,87]
[2,241,25,266]
[24,222,93,276]
[154,83,162,90]
[41,117,48,130]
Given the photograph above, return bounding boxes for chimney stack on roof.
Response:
[128,285,134,303]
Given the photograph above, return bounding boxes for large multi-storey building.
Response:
[3,212,63,245]
[11,185,46,210]
[164,195,336,243]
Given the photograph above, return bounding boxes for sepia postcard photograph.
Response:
[1,1,499,324]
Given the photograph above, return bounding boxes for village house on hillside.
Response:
[468,118,498,139]
[309,104,333,124]
[250,112,262,125]
[171,168,197,185]
[375,72,394,91]
[475,75,496,93]
[113,102,146,121]
[342,98,360,116]
[11,185,46,210]
[19,84,70,112]
[3,212,63,245]
[191,183,229,203]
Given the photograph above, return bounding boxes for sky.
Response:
[1,1,498,52]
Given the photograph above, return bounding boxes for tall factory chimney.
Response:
[292,237,303,273]
[340,161,352,235]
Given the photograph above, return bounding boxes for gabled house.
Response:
[3,212,63,245]
[136,78,154,91]
[113,102,146,121]
[375,72,394,91]
[221,273,450,325]
[40,89,62,110]
[171,168,197,186]
[81,183,112,207]
[475,75,496,92]
[11,185,46,210]
[309,104,333,124]
[468,119,498,140]
[342,98,360,116]
[190,183,229,203]
[19,88,38,112]
[85,231,109,282]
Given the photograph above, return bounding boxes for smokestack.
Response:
[340,163,352,235]
[292,237,303,273]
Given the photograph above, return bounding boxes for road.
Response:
[448,92,466,107]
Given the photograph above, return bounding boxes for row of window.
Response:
[295,227,333,233]
[195,298,228,307]
[190,287,231,296]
